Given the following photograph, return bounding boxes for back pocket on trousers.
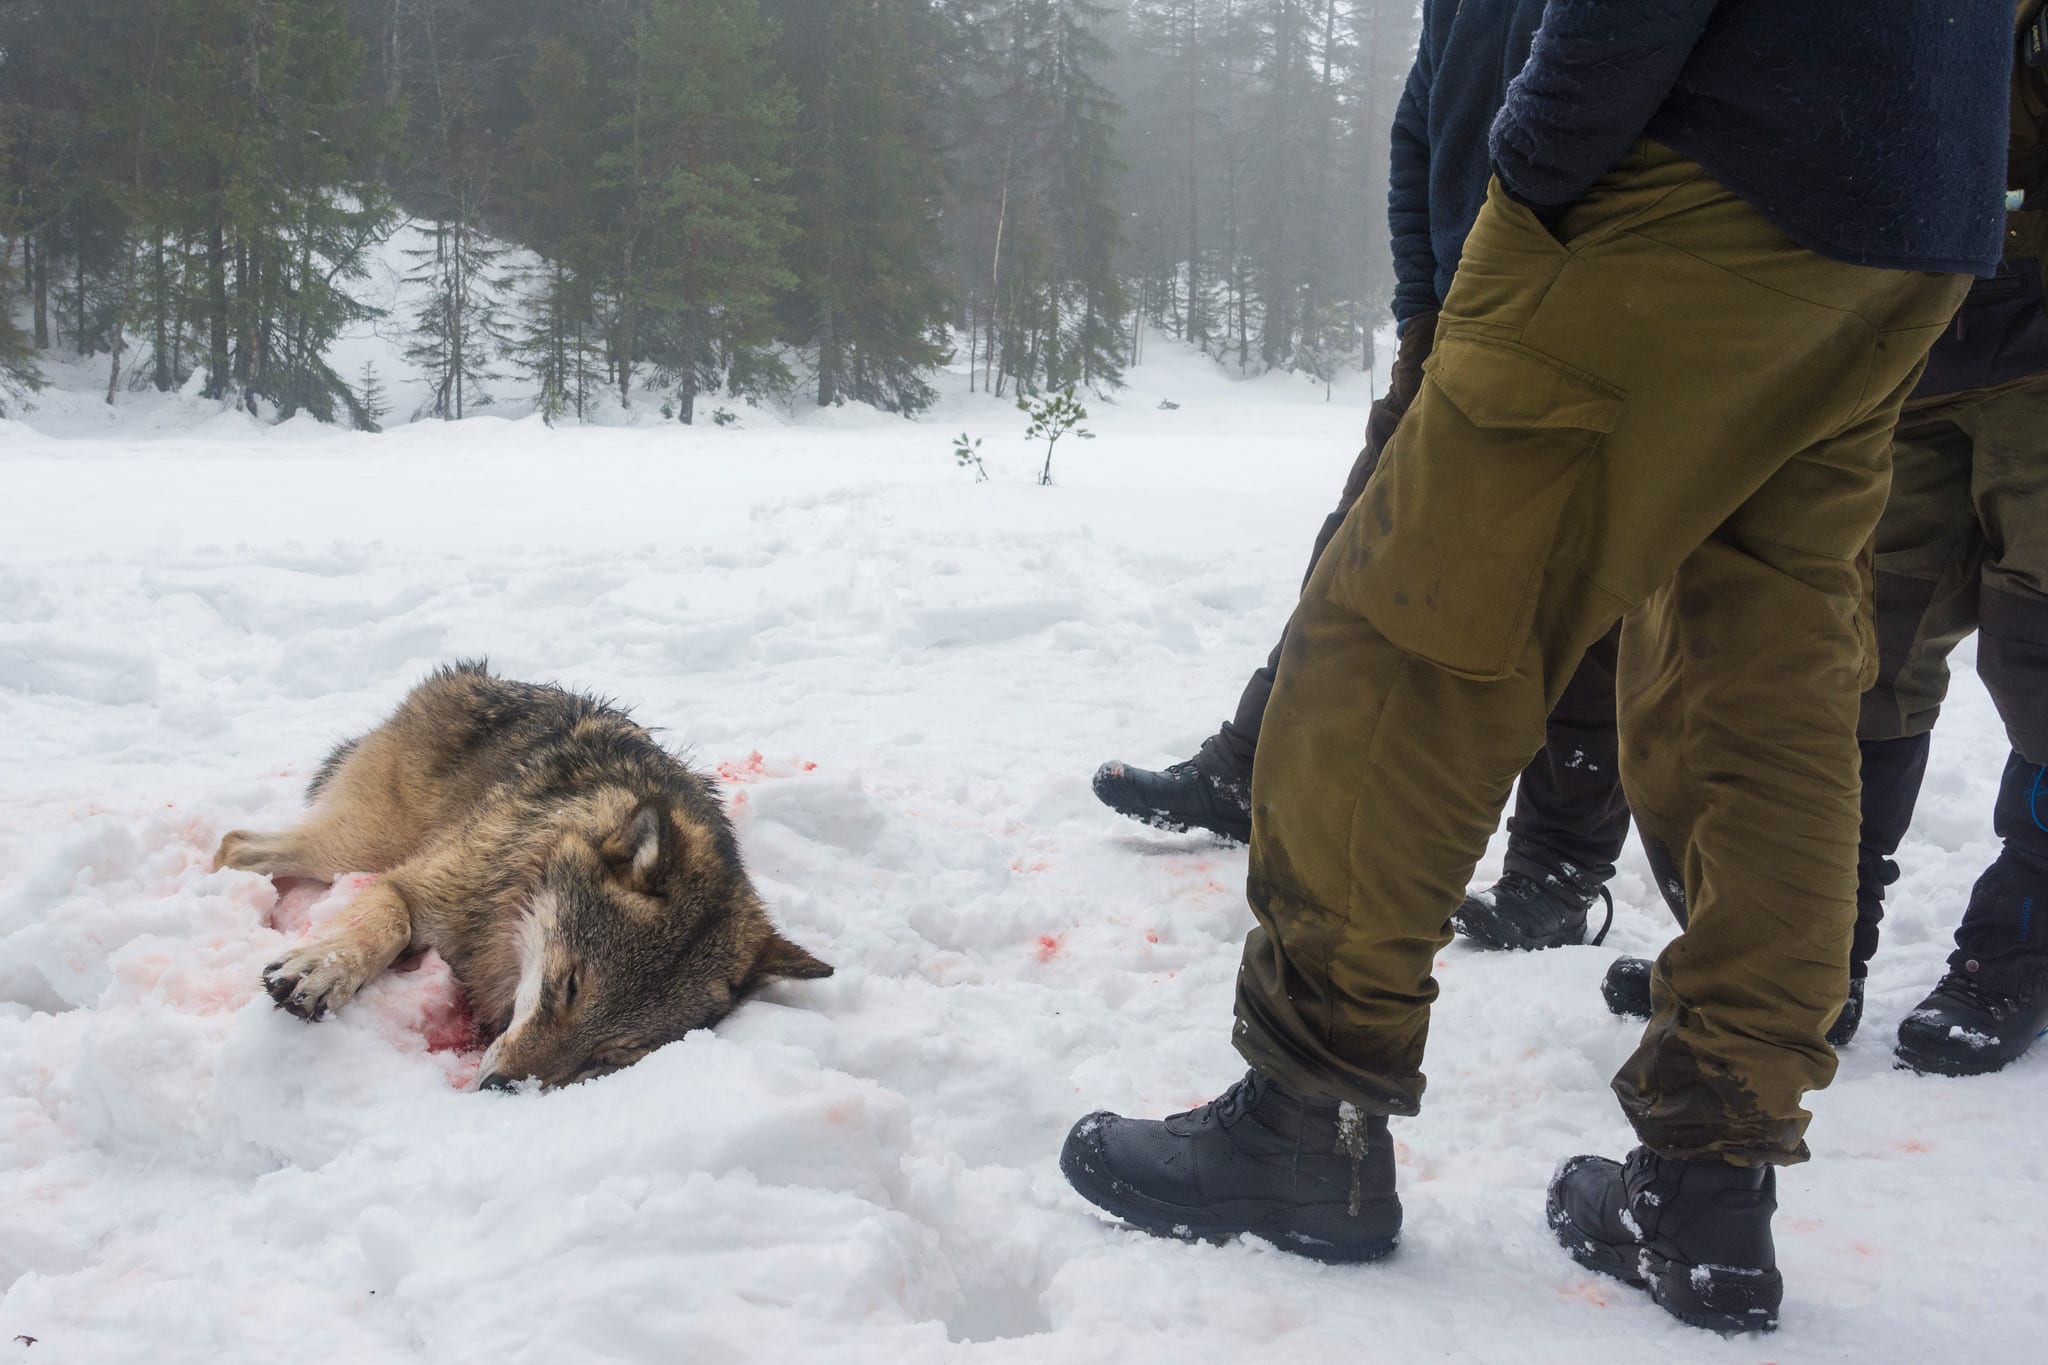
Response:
[1327,331,1623,681]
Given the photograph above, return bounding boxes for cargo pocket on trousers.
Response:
[1329,331,1623,681]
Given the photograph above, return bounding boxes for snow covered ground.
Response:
[1,344,2041,1364]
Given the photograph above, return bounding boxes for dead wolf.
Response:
[213,661,831,1089]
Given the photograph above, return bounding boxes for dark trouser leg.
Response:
[1853,400,1977,973]
[1948,381,2048,979]
[1861,377,2048,979]
[1504,622,1630,884]
[1970,375,2048,766]
[1851,733,1932,977]
[1943,753,2048,992]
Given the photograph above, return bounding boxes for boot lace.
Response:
[1208,1071,1263,1124]
[1589,884,1614,947]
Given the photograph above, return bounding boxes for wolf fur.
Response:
[214,661,831,1089]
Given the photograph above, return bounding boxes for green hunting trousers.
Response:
[1233,142,1970,1165]
[1860,373,2048,765]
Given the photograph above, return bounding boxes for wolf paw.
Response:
[214,829,261,872]
[263,941,372,1021]
[216,828,307,876]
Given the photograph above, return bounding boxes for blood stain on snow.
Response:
[715,750,816,785]
[1036,934,1065,962]
[1166,860,1229,898]
[1011,858,1050,875]
[1894,1138,1933,1154]
[418,988,479,1054]
[358,949,484,1087]
[266,878,330,935]
[824,1099,861,1125]
[1560,1280,1609,1307]
[717,751,770,783]
[1145,930,1160,944]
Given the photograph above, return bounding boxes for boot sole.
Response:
[1059,1137,1400,1265]
[1112,806,1249,845]
[1892,1031,2043,1077]
[1546,1161,1780,1334]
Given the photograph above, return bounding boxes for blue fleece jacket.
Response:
[1490,0,2009,278]
[1387,0,1545,328]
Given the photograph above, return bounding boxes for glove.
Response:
[1361,309,1438,464]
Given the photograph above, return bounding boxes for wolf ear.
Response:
[601,804,666,890]
[744,929,833,991]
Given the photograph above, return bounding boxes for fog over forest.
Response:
[0,0,1420,426]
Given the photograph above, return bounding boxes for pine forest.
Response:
[0,0,1421,425]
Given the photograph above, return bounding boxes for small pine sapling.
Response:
[354,360,389,433]
[1017,388,1094,486]
[952,432,988,482]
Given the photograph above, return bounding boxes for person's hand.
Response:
[1363,309,1438,457]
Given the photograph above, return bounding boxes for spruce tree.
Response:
[612,0,796,425]
[0,131,45,406]
[942,0,1128,398]
[402,216,508,420]
[1043,0,1128,390]
[508,39,607,424]
[769,0,951,415]
[354,358,388,431]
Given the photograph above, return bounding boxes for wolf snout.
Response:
[476,1071,520,1093]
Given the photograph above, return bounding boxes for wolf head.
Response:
[475,792,830,1091]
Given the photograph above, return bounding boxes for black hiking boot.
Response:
[1893,968,2048,1076]
[1600,956,1865,1046]
[1548,1147,1781,1333]
[1453,865,1613,951]
[1091,750,1252,843]
[1059,1069,1400,1263]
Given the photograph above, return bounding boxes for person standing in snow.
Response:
[1092,0,1632,962]
[1601,4,2048,1078]
[1059,0,2009,1335]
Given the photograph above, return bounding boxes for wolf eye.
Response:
[564,970,579,1007]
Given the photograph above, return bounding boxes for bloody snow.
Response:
[1,342,2041,1363]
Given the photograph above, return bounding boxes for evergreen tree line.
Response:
[0,0,1418,427]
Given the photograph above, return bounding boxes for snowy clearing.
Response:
[1,346,2042,1363]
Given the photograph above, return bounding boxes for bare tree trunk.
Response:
[451,224,465,420]
[151,233,172,390]
[204,217,230,398]
[31,233,48,350]
[967,290,979,393]
[678,307,702,424]
[106,236,137,404]
[986,141,1011,396]
[816,299,838,407]
[1183,0,1202,346]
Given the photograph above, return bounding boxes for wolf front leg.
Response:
[263,877,418,1021]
